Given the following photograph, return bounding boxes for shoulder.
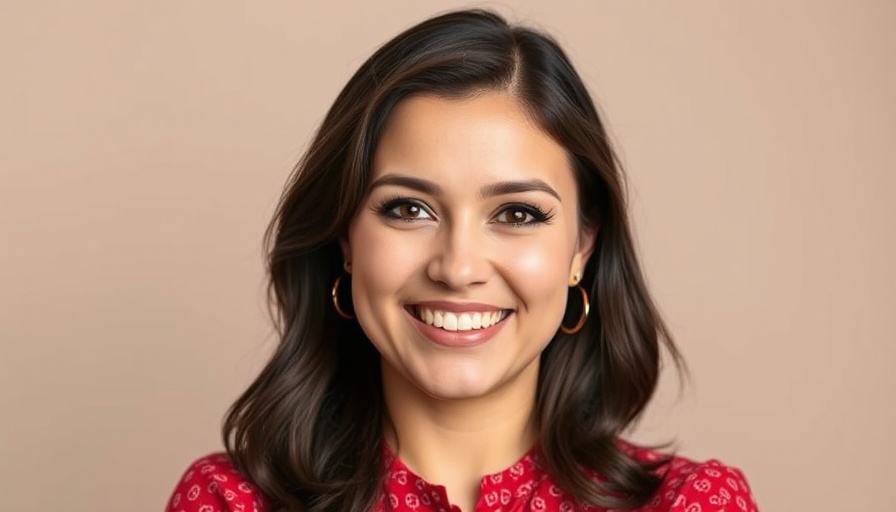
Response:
[623,443,760,512]
[165,453,271,512]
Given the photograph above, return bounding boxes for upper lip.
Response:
[407,300,510,313]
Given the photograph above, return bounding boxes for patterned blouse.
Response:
[166,443,758,512]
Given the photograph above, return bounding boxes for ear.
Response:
[339,235,352,273]
[569,224,598,286]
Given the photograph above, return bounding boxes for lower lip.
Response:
[407,310,511,348]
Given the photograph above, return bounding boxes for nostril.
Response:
[425,254,492,289]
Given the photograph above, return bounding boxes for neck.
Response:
[382,363,539,511]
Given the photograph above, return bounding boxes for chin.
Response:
[416,375,498,402]
[412,362,533,403]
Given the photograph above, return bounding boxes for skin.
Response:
[342,92,596,512]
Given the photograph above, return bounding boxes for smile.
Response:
[412,306,509,332]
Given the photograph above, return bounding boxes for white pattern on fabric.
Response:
[165,444,759,512]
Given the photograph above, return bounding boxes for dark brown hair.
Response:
[224,9,681,512]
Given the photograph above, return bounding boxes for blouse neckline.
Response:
[380,441,546,512]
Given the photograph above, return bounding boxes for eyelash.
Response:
[373,196,554,227]
[492,203,555,227]
[373,196,433,222]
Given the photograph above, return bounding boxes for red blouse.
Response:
[166,444,758,512]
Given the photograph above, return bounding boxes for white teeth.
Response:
[443,313,458,331]
[415,307,507,332]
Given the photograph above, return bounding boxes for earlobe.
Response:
[338,237,352,273]
[568,256,583,286]
[569,225,598,286]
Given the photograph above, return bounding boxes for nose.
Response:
[426,216,492,289]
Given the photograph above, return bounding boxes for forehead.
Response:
[371,93,575,193]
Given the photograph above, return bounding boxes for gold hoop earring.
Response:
[560,284,590,334]
[331,273,354,320]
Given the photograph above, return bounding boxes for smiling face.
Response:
[343,92,595,403]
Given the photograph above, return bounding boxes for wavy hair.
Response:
[224,9,681,512]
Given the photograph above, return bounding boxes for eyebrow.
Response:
[369,174,442,195]
[370,174,561,202]
[480,179,561,202]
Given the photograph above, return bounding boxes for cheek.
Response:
[504,197,581,284]
[502,234,573,316]
[511,242,567,276]
[346,216,422,311]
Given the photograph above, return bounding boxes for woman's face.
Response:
[344,92,595,402]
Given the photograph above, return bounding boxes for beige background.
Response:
[1,1,894,510]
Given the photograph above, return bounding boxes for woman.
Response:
[166,9,757,512]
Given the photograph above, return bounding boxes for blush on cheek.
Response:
[505,244,570,313]
[510,244,569,281]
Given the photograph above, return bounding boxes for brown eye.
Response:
[506,209,530,223]
[493,204,553,226]
[377,198,434,221]
[496,207,535,225]
[397,204,422,218]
